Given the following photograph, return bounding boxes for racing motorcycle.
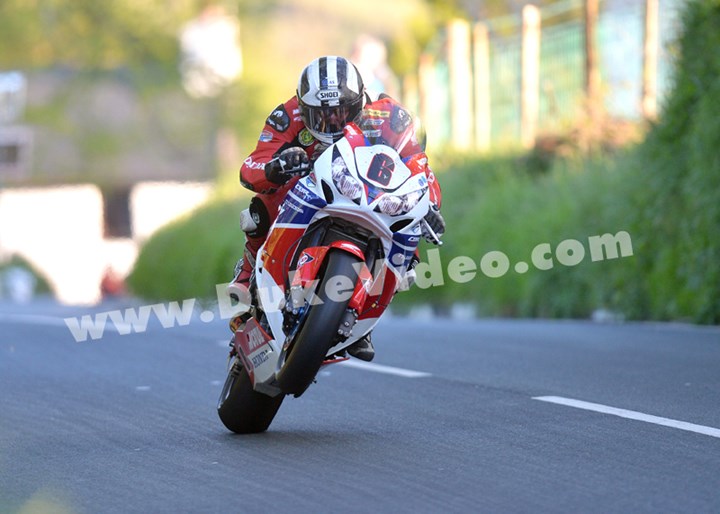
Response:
[217,106,442,434]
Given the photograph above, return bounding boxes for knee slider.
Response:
[242,197,270,238]
[239,209,257,233]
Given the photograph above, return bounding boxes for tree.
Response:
[0,0,197,70]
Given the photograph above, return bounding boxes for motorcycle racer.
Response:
[229,55,445,361]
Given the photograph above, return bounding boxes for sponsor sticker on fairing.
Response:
[246,324,267,352]
[251,349,270,368]
[365,108,391,118]
[292,183,321,203]
[234,319,274,383]
[363,129,382,138]
[297,252,315,268]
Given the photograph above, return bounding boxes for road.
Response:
[1,299,719,513]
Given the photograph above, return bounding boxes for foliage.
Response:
[387,0,465,76]
[393,152,632,318]
[127,196,243,302]
[0,0,200,70]
[0,254,54,296]
[623,0,720,323]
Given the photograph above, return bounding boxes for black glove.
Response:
[265,147,311,184]
[422,205,445,242]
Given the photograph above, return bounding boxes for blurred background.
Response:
[1,0,717,323]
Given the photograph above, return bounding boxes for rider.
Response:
[229,55,445,361]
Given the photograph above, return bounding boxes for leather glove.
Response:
[422,205,445,243]
[265,147,311,184]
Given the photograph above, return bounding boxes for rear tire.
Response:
[217,359,285,434]
[276,250,360,396]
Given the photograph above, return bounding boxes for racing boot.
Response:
[347,332,375,362]
[227,236,264,334]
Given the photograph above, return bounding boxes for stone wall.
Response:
[0,181,211,304]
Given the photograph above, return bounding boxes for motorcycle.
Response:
[217,105,442,433]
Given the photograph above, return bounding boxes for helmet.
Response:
[297,56,365,145]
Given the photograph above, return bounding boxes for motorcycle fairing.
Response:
[290,242,373,313]
[248,116,431,387]
[233,318,277,392]
[261,185,327,286]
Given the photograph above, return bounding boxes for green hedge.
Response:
[127,198,243,302]
[621,0,720,323]
[394,154,634,318]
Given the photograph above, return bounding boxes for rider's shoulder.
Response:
[265,96,304,134]
[366,91,401,108]
[364,94,413,124]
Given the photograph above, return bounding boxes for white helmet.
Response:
[296,56,366,145]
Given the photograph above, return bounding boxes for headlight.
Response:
[375,188,426,216]
[331,156,362,201]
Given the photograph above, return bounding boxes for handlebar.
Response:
[421,218,444,246]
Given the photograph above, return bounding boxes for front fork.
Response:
[281,241,372,354]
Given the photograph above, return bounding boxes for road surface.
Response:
[1,299,719,513]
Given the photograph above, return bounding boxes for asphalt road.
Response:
[1,299,719,513]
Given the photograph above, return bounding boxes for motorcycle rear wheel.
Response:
[217,358,285,434]
[276,250,360,396]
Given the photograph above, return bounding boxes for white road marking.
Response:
[534,395,720,439]
[338,360,431,378]
[216,340,430,379]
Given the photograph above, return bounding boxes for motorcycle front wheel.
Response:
[217,358,285,434]
[276,249,361,396]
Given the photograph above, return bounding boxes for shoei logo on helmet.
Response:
[317,90,340,101]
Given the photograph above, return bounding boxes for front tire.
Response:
[276,250,360,396]
[217,359,285,434]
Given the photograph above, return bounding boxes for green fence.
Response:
[420,0,685,150]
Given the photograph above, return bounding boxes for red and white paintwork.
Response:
[235,111,433,391]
